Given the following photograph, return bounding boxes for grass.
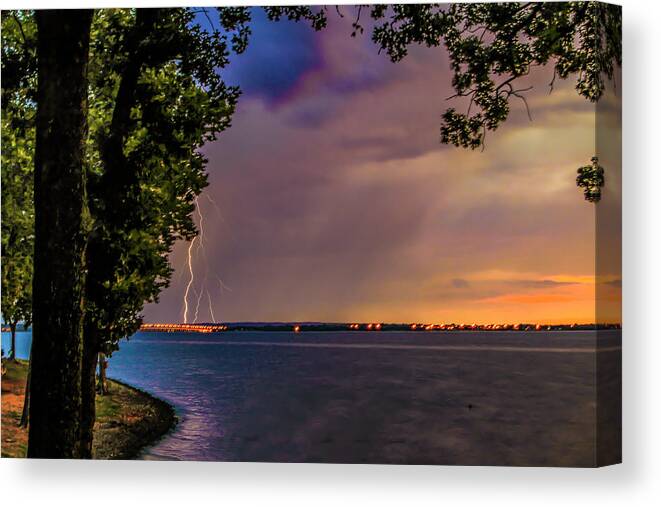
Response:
[1,360,176,459]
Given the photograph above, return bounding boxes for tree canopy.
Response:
[0,115,33,330]
[1,11,35,331]
[84,8,241,357]
[368,2,621,150]
[2,8,241,355]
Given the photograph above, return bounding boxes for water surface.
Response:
[2,329,621,465]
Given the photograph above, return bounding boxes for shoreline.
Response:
[101,377,178,460]
[1,360,177,459]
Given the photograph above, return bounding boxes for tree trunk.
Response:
[20,345,32,428]
[9,322,16,361]
[27,9,93,459]
[79,324,99,458]
[97,352,109,395]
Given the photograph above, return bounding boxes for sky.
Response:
[143,8,621,325]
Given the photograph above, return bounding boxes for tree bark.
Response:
[97,352,108,395]
[20,345,32,428]
[9,322,16,361]
[79,324,99,458]
[28,9,93,459]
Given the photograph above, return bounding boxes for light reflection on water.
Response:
[2,330,621,465]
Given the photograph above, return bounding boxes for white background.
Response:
[1,0,659,505]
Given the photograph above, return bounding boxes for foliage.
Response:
[0,115,33,328]
[367,2,621,150]
[83,8,242,355]
[1,8,242,355]
[218,5,328,53]
[576,156,605,203]
[1,11,35,328]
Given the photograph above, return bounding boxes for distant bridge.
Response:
[140,323,228,333]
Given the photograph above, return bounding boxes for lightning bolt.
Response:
[203,192,224,222]
[192,198,208,323]
[184,196,206,323]
[182,235,197,324]
[206,291,216,322]
[217,275,232,293]
[193,284,204,323]
[182,193,232,324]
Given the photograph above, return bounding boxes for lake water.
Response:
[2,329,621,466]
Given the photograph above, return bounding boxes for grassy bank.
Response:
[1,360,176,459]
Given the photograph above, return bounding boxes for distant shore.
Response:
[1,360,176,459]
[140,322,622,334]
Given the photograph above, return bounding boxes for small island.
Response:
[1,360,175,459]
